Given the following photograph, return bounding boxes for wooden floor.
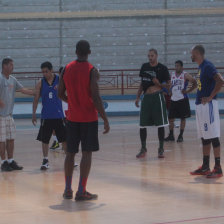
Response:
[1,116,224,224]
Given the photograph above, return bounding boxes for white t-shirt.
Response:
[62,101,68,117]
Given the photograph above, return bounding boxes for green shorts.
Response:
[140,91,169,127]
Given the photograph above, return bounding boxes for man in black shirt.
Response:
[135,49,170,158]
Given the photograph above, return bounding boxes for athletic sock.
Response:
[44,157,48,160]
[202,155,210,169]
[140,128,147,149]
[215,157,221,167]
[8,158,14,163]
[65,176,72,191]
[1,160,7,164]
[179,129,184,137]
[78,177,88,194]
[53,135,58,141]
[158,127,164,149]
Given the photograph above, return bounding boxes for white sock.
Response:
[8,158,14,163]
[44,157,48,160]
[1,160,7,164]
[53,136,58,141]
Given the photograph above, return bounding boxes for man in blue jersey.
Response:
[32,62,66,170]
[190,45,224,178]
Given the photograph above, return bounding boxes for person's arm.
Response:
[58,72,68,102]
[135,84,143,108]
[32,80,41,126]
[14,78,35,95]
[202,73,224,105]
[18,87,35,96]
[153,66,171,90]
[182,73,197,94]
[90,68,110,134]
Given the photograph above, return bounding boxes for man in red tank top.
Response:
[58,40,110,201]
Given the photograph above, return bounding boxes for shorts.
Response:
[0,115,16,142]
[37,119,66,144]
[168,98,191,119]
[196,100,220,139]
[140,91,169,127]
[66,120,99,153]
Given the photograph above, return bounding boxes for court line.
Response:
[153,215,224,224]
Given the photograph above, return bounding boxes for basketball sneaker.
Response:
[9,160,23,170]
[40,159,49,170]
[1,161,13,172]
[50,141,60,150]
[75,191,98,201]
[136,148,147,158]
[164,135,175,142]
[158,148,164,158]
[177,135,183,143]
[206,166,223,178]
[190,166,211,175]
[63,189,73,199]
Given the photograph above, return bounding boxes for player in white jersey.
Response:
[165,60,197,142]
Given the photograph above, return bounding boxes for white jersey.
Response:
[62,101,68,117]
[171,71,187,101]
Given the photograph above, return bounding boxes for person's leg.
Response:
[50,130,60,150]
[42,142,49,157]
[165,118,175,141]
[136,127,147,158]
[6,139,23,170]
[78,151,92,193]
[177,118,186,142]
[158,127,165,158]
[0,141,13,171]
[6,139,14,159]
[63,152,75,198]
[75,121,98,201]
[37,119,52,170]
[190,138,211,175]
[137,95,150,158]
[0,142,6,161]
[207,138,223,178]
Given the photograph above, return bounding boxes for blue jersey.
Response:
[41,75,64,119]
[195,59,217,105]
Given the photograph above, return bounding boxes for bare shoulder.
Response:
[90,67,100,81]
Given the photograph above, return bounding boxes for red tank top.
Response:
[63,60,98,122]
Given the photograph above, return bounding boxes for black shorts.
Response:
[37,119,66,144]
[66,120,99,153]
[168,98,191,119]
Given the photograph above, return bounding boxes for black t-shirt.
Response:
[139,62,170,93]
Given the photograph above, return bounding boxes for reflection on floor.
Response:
[1,117,224,224]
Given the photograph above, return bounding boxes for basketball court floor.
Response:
[1,116,224,224]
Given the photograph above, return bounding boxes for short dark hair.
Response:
[2,58,13,68]
[193,45,205,55]
[175,60,183,67]
[149,48,158,55]
[41,61,53,70]
[59,66,64,74]
[76,40,91,57]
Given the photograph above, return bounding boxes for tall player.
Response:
[190,45,224,178]
[58,40,110,201]
[135,49,170,158]
[165,60,197,142]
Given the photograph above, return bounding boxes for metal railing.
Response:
[13,67,224,95]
